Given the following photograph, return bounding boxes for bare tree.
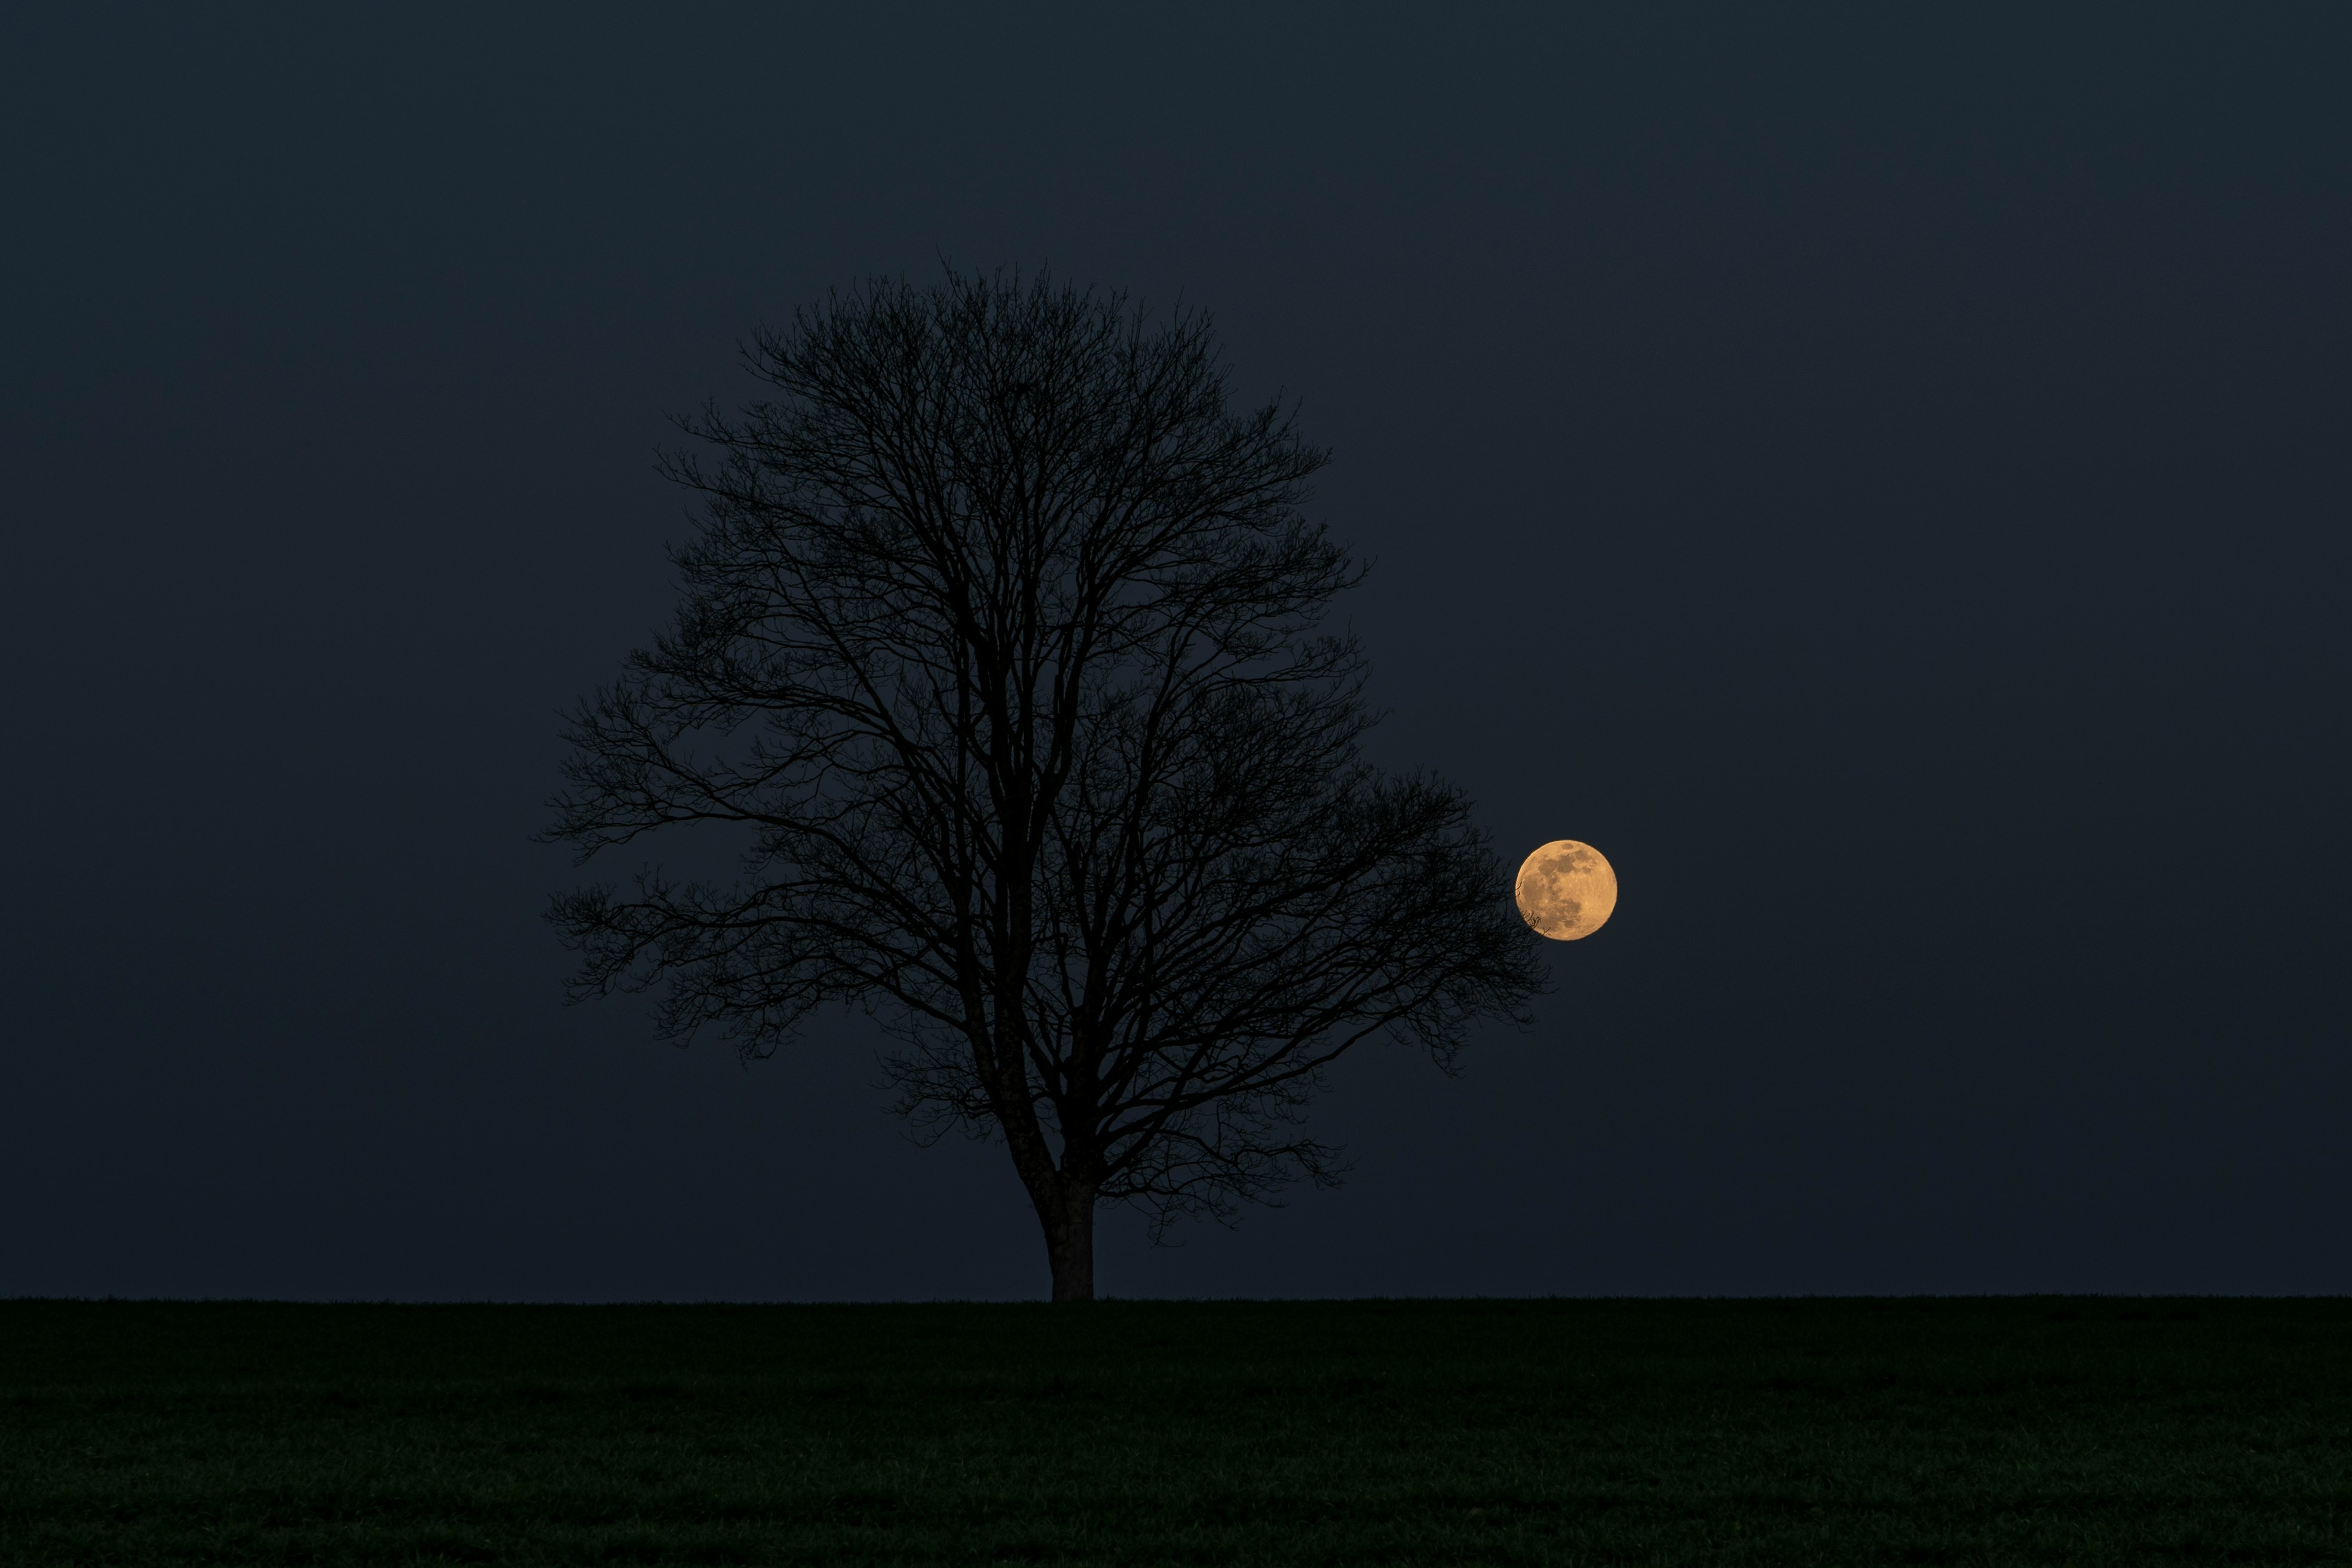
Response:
[547,271,1542,1300]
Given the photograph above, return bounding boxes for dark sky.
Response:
[5,6,2348,1301]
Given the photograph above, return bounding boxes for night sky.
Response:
[5,8,2347,1301]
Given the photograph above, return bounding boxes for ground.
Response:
[4,1296,2348,1564]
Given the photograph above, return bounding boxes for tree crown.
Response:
[549,271,1541,1235]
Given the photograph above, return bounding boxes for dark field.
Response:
[3,1297,2349,1565]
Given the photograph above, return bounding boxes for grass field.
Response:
[3,1296,2348,1565]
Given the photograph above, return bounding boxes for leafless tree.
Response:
[546,271,1542,1300]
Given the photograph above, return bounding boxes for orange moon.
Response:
[1514,841,1617,941]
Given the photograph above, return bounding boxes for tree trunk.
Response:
[1038,1179,1097,1302]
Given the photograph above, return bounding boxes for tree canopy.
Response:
[548,272,1542,1298]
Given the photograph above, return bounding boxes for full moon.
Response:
[1514,840,1618,941]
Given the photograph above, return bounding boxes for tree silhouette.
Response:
[547,272,1542,1300]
